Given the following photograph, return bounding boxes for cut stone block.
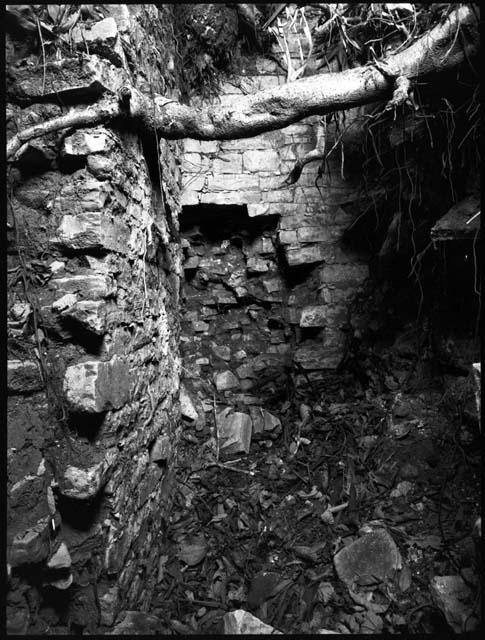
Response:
[61,300,107,334]
[180,385,198,422]
[63,357,134,413]
[60,461,104,500]
[285,244,326,266]
[243,149,280,172]
[51,274,116,299]
[62,128,114,157]
[53,213,130,253]
[214,371,239,392]
[334,529,402,590]
[300,305,327,327]
[7,360,44,394]
[47,542,72,569]
[217,410,252,456]
[247,257,269,274]
[223,609,282,634]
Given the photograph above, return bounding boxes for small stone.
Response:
[62,300,107,334]
[47,573,73,590]
[300,305,327,327]
[184,256,200,270]
[180,385,198,422]
[192,321,209,332]
[223,609,282,634]
[52,293,78,312]
[214,370,239,392]
[49,260,65,274]
[9,517,51,567]
[150,436,171,463]
[217,411,252,456]
[247,257,269,274]
[234,350,247,361]
[60,462,104,500]
[236,364,255,379]
[334,529,402,590]
[211,344,231,361]
[100,584,120,627]
[47,542,71,569]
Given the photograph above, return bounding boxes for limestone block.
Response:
[180,385,198,422]
[430,574,479,632]
[63,357,134,413]
[52,274,116,299]
[320,263,369,285]
[53,213,131,253]
[63,128,114,157]
[9,55,127,105]
[183,139,219,154]
[72,18,124,67]
[300,305,327,327]
[247,257,269,274]
[236,364,255,379]
[7,359,43,394]
[214,371,239,392]
[47,542,72,569]
[223,609,282,634]
[243,149,280,172]
[150,436,172,463]
[297,226,333,243]
[278,230,298,245]
[62,300,108,334]
[217,410,252,456]
[285,244,326,266]
[87,155,116,180]
[61,461,104,499]
[9,516,51,567]
[212,153,243,174]
[294,345,342,370]
[207,173,259,192]
[192,320,209,332]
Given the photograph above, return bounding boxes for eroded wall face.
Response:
[6,6,182,634]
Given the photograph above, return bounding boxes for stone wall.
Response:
[6,5,182,634]
[180,27,370,375]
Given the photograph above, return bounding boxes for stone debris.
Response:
[223,609,282,634]
[334,528,402,591]
[109,611,165,635]
[179,385,198,422]
[217,410,252,456]
[429,573,479,632]
[250,407,281,436]
[59,462,105,500]
[150,436,171,463]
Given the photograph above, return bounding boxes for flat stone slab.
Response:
[217,409,252,456]
[334,529,402,589]
[223,609,282,634]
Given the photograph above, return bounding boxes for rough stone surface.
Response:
[223,609,282,634]
[214,370,240,392]
[334,529,402,589]
[63,357,134,413]
[217,410,252,456]
[180,385,198,422]
[429,573,479,633]
[300,305,327,327]
[7,360,43,394]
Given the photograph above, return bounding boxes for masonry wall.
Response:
[180,29,370,376]
[6,6,182,634]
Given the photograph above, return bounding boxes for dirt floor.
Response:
[149,355,481,635]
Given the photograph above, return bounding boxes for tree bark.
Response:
[7,5,478,161]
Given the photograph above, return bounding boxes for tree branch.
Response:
[6,5,478,161]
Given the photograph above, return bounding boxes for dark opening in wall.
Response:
[180,204,279,238]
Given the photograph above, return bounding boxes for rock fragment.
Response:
[223,609,282,634]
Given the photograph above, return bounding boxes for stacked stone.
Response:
[7,5,182,633]
[180,59,369,375]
